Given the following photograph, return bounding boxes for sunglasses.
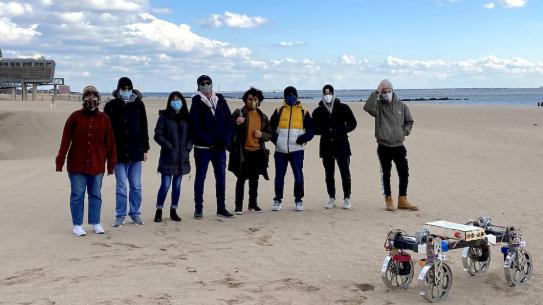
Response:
[83,98,99,103]
[199,81,212,86]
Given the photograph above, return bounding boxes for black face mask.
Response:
[83,98,100,113]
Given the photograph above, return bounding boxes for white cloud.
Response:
[200,11,267,29]
[56,11,85,24]
[0,2,33,17]
[484,2,496,9]
[126,13,252,59]
[277,41,304,47]
[0,17,40,44]
[484,0,526,8]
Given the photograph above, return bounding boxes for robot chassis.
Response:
[381,216,533,303]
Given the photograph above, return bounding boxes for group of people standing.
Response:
[56,76,418,237]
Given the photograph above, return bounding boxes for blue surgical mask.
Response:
[119,90,132,101]
[285,95,297,106]
[171,100,182,111]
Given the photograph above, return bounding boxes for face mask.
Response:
[323,95,333,104]
[386,92,393,102]
[171,100,182,111]
[246,100,257,110]
[199,84,213,95]
[285,95,297,106]
[83,97,99,112]
[119,90,132,101]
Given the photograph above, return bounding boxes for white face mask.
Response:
[323,95,333,104]
[199,84,213,95]
[382,91,394,102]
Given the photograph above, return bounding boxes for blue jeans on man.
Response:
[274,150,304,203]
[156,174,182,209]
[69,173,104,226]
[193,148,226,213]
[114,161,142,217]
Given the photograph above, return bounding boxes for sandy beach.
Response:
[0,97,541,305]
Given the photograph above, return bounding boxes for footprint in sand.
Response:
[1,268,45,286]
[256,234,273,246]
[334,295,368,304]
[112,242,143,249]
[92,242,112,248]
[355,283,375,292]
[217,276,244,288]
[274,278,320,292]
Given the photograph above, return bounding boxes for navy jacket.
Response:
[312,99,357,158]
[154,110,193,176]
[189,93,233,150]
[104,89,150,163]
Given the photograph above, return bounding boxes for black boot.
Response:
[170,208,181,222]
[154,209,162,222]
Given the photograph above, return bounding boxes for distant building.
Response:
[57,85,71,94]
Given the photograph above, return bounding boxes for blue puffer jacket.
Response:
[189,93,233,150]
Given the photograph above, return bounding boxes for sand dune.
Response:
[0,98,542,304]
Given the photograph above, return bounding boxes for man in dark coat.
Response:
[190,75,234,218]
[312,84,357,209]
[228,87,272,214]
[104,77,149,226]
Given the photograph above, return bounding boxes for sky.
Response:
[1,0,542,92]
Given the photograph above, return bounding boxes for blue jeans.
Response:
[156,174,182,209]
[193,148,226,212]
[114,162,142,217]
[69,173,104,226]
[274,150,304,203]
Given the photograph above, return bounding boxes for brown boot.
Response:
[385,196,395,211]
[398,196,418,211]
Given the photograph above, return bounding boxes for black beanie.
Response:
[322,84,334,94]
[197,75,212,85]
[284,86,298,98]
[117,77,133,90]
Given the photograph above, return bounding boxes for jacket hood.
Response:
[318,98,340,108]
[112,88,143,100]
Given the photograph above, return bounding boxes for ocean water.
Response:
[143,88,543,107]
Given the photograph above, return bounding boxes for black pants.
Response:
[322,156,351,199]
[377,144,409,197]
[235,149,261,209]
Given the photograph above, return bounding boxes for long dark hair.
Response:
[165,91,189,121]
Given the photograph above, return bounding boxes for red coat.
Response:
[56,110,117,175]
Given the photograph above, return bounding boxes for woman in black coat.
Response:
[153,92,193,222]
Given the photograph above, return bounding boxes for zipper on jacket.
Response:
[287,105,292,154]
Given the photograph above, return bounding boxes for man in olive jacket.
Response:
[363,79,418,211]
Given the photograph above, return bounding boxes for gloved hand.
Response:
[296,136,304,145]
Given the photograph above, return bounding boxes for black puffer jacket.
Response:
[154,109,193,176]
[104,89,150,163]
[312,98,357,158]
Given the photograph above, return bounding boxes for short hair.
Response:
[242,87,264,103]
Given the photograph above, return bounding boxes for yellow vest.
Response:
[277,104,305,129]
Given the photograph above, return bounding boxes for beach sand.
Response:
[0,97,541,305]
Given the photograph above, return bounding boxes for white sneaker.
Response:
[272,200,282,211]
[294,202,304,212]
[92,224,105,234]
[326,198,336,209]
[343,198,351,209]
[72,225,86,237]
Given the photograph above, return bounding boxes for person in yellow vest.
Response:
[270,86,314,212]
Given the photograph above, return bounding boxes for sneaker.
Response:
[294,201,304,212]
[234,207,244,215]
[343,198,351,210]
[272,200,282,211]
[194,209,203,219]
[170,209,181,222]
[130,215,144,225]
[72,225,86,236]
[112,216,125,227]
[217,209,234,218]
[92,224,105,234]
[249,205,263,213]
[326,198,336,209]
